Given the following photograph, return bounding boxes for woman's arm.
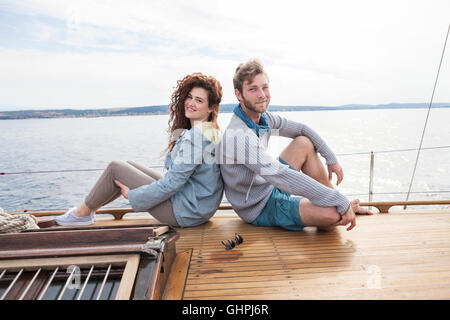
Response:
[127,136,201,212]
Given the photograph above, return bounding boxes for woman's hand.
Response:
[114,180,130,199]
[327,163,344,186]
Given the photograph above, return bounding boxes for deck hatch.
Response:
[0,255,138,300]
[0,223,179,300]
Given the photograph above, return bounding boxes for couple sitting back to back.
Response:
[56,59,372,231]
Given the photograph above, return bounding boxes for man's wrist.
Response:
[340,203,351,218]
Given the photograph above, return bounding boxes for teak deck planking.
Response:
[61,208,450,299]
[175,209,450,300]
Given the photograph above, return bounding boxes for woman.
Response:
[56,73,224,227]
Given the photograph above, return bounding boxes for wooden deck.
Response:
[82,208,450,299]
[177,209,450,300]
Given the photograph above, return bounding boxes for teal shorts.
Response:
[251,157,305,231]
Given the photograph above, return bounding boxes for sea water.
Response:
[1,108,449,212]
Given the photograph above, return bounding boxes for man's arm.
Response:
[266,112,338,165]
[231,130,350,214]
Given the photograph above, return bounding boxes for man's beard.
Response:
[241,95,269,115]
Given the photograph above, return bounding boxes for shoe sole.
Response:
[55,220,94,226]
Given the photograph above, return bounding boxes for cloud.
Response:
[0,0,449,109]
[0,47,240,109]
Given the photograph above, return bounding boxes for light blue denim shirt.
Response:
[128,124,224,227]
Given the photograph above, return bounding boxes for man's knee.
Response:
[293,136,314,152]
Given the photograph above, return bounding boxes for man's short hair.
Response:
[233,59,268,94]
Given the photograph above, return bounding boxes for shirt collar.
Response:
[233,104,269,137]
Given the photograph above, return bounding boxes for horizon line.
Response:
[2,101,450,113]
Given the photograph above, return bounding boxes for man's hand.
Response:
[334,199,375,231]
[334,203,357,231]
[327,163,344,186]
[114,180,130,199]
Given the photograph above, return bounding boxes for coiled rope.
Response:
[0,207,39,233]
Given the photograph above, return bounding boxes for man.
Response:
[220,59,372,232]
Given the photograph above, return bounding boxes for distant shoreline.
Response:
[1,103,449,120]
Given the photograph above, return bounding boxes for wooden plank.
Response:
[0,254,137,270]
[0,244,147,259]
[153,226,169,237]
[182,284,450,301]
[147,254,164,300]
[8,206,234,219]
[0,225,175,259]
[115,254,141,300]
[0,227,154,250]
[163,249,193,300]
[8,201,450,218]
[359,200,450,213]
[151,240,178,300]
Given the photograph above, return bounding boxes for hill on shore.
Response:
[1,102,449,120]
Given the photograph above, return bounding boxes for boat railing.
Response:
[336,145,450,210]
[2,145,450,216]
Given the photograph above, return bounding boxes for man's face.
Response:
[236,73,271,115]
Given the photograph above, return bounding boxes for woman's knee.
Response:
[107,160,127,173]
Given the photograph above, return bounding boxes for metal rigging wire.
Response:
[404,24,450,208]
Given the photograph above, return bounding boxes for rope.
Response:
[0,169,104,175]
[336,145,450,156]
[0,165,164,176]
[0,207,40,233]
[405,24,450,208]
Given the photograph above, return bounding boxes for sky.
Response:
[0,0,449,111]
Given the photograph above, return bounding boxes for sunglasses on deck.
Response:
[221,233,244,250]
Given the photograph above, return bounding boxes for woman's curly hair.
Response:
[167,73,222,152]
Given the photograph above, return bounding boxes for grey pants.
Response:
[84,160,179,227]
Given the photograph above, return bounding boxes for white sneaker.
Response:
[55,207,95,226]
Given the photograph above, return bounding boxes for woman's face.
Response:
[184,87,212,125]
